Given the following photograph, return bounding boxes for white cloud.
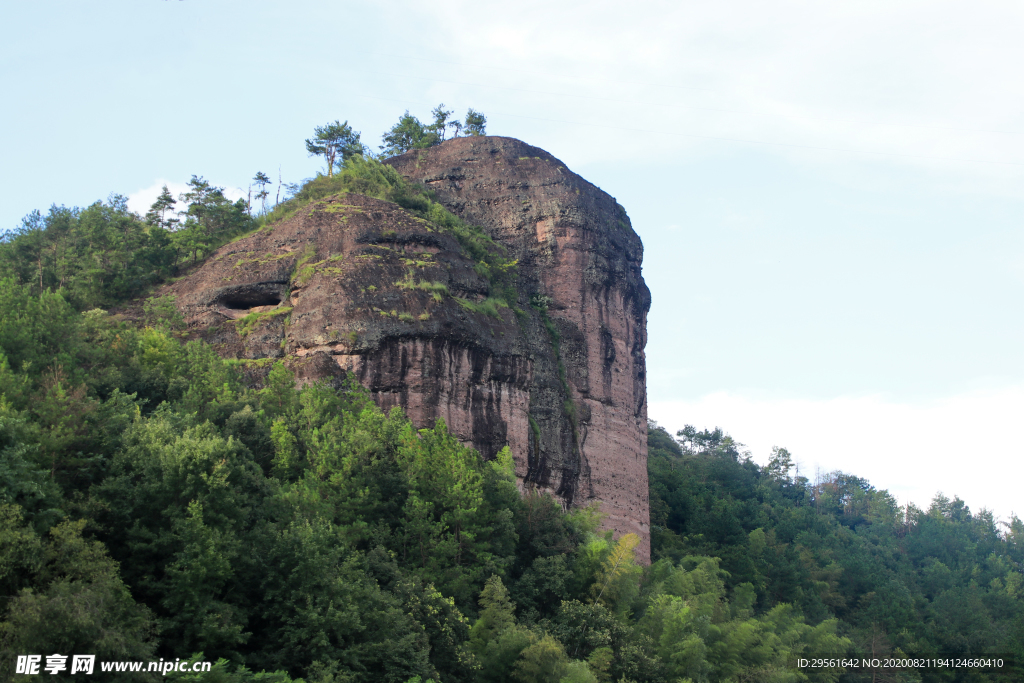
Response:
[648,387,1024,523]
[397,0,1024,190]
[127,180,189,217]
[127,179,247,218]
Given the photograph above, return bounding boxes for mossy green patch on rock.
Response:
[234,306,293,337]
[454,296,507,319]
[289,244,317,285]
[259,156,516,296]
[235,251,293,269]
[229,357,276,368]
[394,271,447,297]
[313,199,364,214]
[164,137,651,561]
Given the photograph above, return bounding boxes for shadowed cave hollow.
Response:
[218,286,284,310]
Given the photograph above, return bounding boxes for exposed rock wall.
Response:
[165,192,533,462]
[166,137,652,561]
[389,137,651,561]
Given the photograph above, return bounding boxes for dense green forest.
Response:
[1,119,1022,682]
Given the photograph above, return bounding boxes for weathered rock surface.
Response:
[166,137,652,561]
[389,137,651,561]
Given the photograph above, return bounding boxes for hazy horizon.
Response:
[3,0,1021,521]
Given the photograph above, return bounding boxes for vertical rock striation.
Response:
[166,137,652,561]
[388,137,651,561]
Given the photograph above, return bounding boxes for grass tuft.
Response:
[235,307,293,337]
[454,297,508,319]
[261,156,517,297]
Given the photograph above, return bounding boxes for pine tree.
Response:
[145,185,178,230]
[252,171,271,216]
[464,108,487,136]
[305,121,363,177]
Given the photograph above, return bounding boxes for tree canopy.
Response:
[379,105,488,157]
[1,118,1020,682]
[304,120,364,177]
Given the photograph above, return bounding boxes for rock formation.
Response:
[165,136,653,561]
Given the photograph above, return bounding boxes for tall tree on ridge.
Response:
[380,111,436,157]
[428,104,455,142]
[304,120,363,177]
[252,171,271,216]
[464,108,487,136]
[380,105,488,156]
[145,185,179,231]
[179,176,218,236]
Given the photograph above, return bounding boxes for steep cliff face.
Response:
[165,191,533,465]
[388,137,651,560]
[167,137,652,561]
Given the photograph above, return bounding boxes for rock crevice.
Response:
[167,137,652,561]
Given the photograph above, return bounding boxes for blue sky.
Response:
[3,1,1022,520]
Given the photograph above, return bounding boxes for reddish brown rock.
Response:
[165,137,651,561]
[164,192,532,462]
[389,137,651,562]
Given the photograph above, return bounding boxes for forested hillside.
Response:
[647,425,1024,681]
[1,138,1022,681]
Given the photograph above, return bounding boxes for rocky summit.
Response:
[165,136,653,561]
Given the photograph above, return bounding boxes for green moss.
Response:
[234,251,293,269]
[530,293,553,311]
[527,414,542,468]
[230,357,275,368]
[227,223,266,245]
[393,272,416,289]
[538,308,579,446]
[295,257,346,282]
[234,306,293,337]
[454,296,507,319]
[395,272,448,298]
[260,156,517,297]
[315,202,363,214]
[397,312,415,322]
[294,265,315,286]
[289,244,317,286]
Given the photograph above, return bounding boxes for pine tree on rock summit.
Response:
[305,120,364,177]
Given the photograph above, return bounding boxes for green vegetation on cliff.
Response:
[0,178,254,311]
[268,155,518,308]
[0,106,489,315]
[378,105,487,159]
[647,423,1024,681]
[1,272,1020,682]
[2,270,1015,679]
[1,126,1022,680]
